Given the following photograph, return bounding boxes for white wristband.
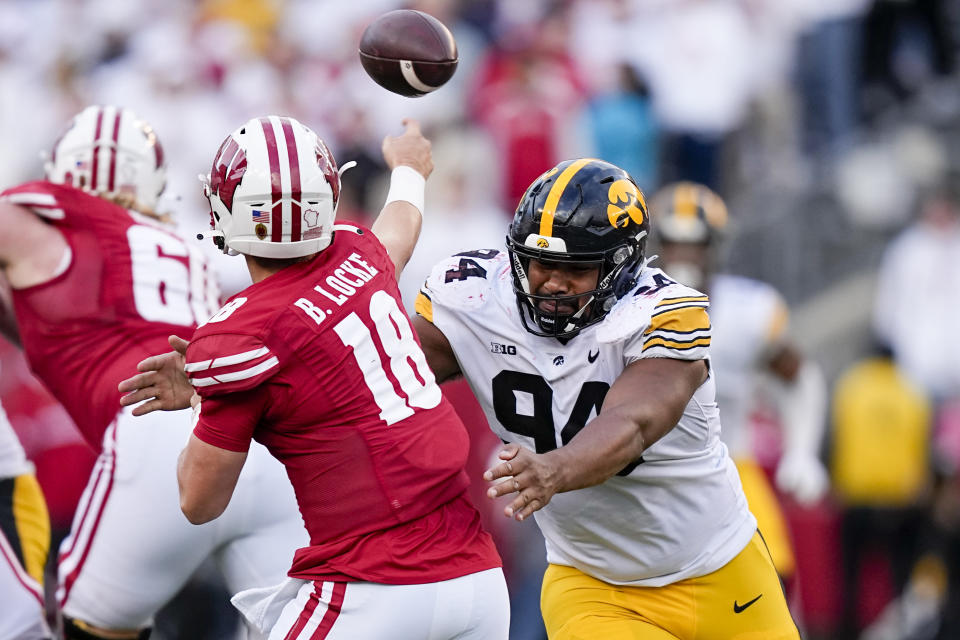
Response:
[384,166,426,217]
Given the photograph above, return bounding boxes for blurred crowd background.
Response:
[2,0,960,638]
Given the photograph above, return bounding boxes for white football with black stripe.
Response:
[358,9,458,98]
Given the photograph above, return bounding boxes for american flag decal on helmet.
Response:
[210,136,247,213]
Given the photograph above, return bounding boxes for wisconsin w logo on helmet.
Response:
[210,137,248,214]
[507,158,650,338]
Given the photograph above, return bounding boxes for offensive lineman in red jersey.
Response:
[0,106,307,639]
[119,116,509,639]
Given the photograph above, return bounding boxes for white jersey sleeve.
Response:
[0,402,30,478]
[599,267,711,363]
[416,249,505,319]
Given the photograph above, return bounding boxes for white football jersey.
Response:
[707,274,789,459]
[417,250,755,586]
[0,401,30,478]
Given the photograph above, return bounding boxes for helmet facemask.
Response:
[508,234,644,339]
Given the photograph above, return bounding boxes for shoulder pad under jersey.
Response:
[598,267,711,351]
[416,249,507,321]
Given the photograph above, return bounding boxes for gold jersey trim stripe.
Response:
[645,306,711,335]
[415,292,434,323]
[656,295,709,307]
[539,159,593,237]
[643,336,711,351]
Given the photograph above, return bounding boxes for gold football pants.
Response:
[541,531,799,639]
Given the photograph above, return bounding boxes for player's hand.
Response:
[483,444,561,522]
[775,450,829,505]
[381,119,433,179]
[118,335,194,416]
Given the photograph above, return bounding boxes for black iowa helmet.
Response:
[507,158,650,338]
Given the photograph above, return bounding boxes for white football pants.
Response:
[57,406,307,630]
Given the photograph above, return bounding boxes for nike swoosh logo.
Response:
[733,594,762,613]
[587,349,599,363]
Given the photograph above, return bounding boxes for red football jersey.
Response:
[187,224,501,584]
[1,181,219,448]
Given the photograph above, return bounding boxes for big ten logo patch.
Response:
[490,342,517,355]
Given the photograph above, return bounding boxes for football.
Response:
[358,10,458,98]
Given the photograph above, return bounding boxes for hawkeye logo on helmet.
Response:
[607,180,645,229]
[525,234,566,252]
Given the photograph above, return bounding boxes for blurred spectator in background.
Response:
[795,0,873,163]
[651,182,830,619]
[874,178,960,403]
[580,64,659,191]
[469,1,587,211]
[864,177,960,640]
[636,0,755,191]
[862,0,959,120]
[830,345,937,640]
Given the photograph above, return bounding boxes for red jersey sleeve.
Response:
[185,332,280,396]
[0,182,68,220]
[186,332,280,452]
[193,388,268,453]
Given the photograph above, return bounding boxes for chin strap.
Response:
[773,359,830,505]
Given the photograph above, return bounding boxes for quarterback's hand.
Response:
[118,335,194,416]
[382,119,433,179]
[484,444,561,522]
[775,450,829,505]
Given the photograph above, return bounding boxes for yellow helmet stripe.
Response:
[539,159,593,237]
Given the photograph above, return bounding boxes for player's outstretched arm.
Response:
[372,119,433,280]
[118,335,196,415]
[412,315,461,383]
[485,357,708,521]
